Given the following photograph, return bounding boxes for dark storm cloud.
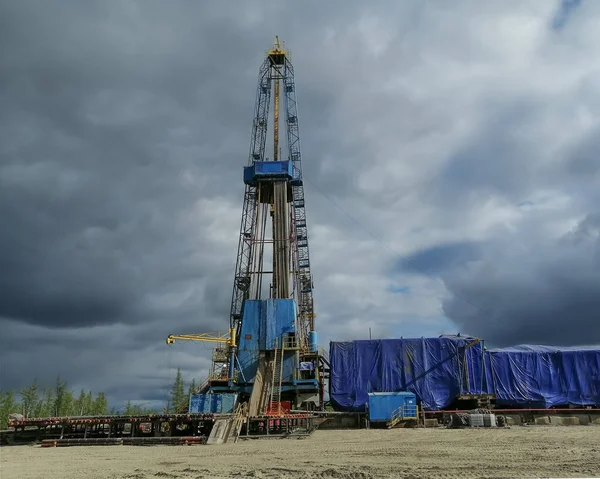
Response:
[552,0,583,30]
[438,99,542,200]
[0,314,214,409]
[0,0,332,329]
[397,242,481,275]
[441,213,600,347]
[0,0,363,404]
[2,0,600,410]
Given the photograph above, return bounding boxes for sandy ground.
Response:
[1,427,599,479]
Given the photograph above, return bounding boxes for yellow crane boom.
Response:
[166,328,236,347]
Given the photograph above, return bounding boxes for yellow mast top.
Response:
[268,36,287,162]
[268,36,287,57]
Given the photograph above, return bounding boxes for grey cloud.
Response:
[0,316,212,409]
[566,127,600,179]
[397,242,481,276]
[437,99,544,200]
[441,213,600,347]
[0,0,362,401]
[2,0,600,409]
[552,0,583,30]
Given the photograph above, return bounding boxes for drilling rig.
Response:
[167,38,326,420]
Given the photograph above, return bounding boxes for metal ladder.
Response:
[269,340,284,415]
[224,402,248,443]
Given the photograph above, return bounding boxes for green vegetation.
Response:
[0,377,109,429]
[168,368,187,414]
[0,369,200,429]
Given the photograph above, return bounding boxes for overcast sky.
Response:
[1,0,599,410]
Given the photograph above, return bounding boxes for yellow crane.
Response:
[166,329,238,388]
[166,329,237,347]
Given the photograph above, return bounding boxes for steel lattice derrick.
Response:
[283,57,315,339]
[229,59,272,330]
[230,42,315,347]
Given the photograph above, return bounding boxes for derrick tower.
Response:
[232,38,314,347]
[167,38,324,415]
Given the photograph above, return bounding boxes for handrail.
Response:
[388,404,419,428]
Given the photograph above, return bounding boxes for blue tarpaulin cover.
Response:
[486,345,600,408]
[329,336,485,411]
[330,337,600,411]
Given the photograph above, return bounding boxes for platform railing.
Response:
[388,404,419,428]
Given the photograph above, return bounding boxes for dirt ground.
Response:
[1,426,599,479]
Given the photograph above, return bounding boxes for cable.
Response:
[165,347,173,412]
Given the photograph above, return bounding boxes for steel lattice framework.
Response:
[229,43,315,348]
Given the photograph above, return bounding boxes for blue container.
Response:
[243,161,293,185]
[189,393,238,414]
[309,331,318,353]
[367,392,417,422]
[254,160,292,177]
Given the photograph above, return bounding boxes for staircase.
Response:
[225,403,247,444]
[207,403,249,445]
[269,343,284,416]
[387,404,419,429]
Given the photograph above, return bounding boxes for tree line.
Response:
[167,368,198,414]
[1,369,200,429]
[0,377,109,429]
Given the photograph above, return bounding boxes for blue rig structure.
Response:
[167,38,328,418]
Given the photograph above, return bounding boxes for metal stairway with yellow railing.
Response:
[387,403,419,429]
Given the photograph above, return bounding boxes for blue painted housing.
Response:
[189,393,238,414]
[243,160,293,185]
[237,301,261,384]
[263,299,296,349]
[237,299,297,387]
[367,392,417,422]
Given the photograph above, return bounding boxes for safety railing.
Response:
[282,335,299,349]
[388,404,419,428]
[212,347,229,362]
[208,369,239,382]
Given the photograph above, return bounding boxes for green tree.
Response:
[0,378,175,422]
[188,378,197,396]
[93,392,108,415]
[61,390,75,416]
[75,389,86,415]
[37,387,55,418]
[169,368,186,413]
[122,401,158,416]
[0,390,17,429]
[20,380,39,418]
[73,389,94,416]
[84,391,93,415]
[53,376,68,416]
